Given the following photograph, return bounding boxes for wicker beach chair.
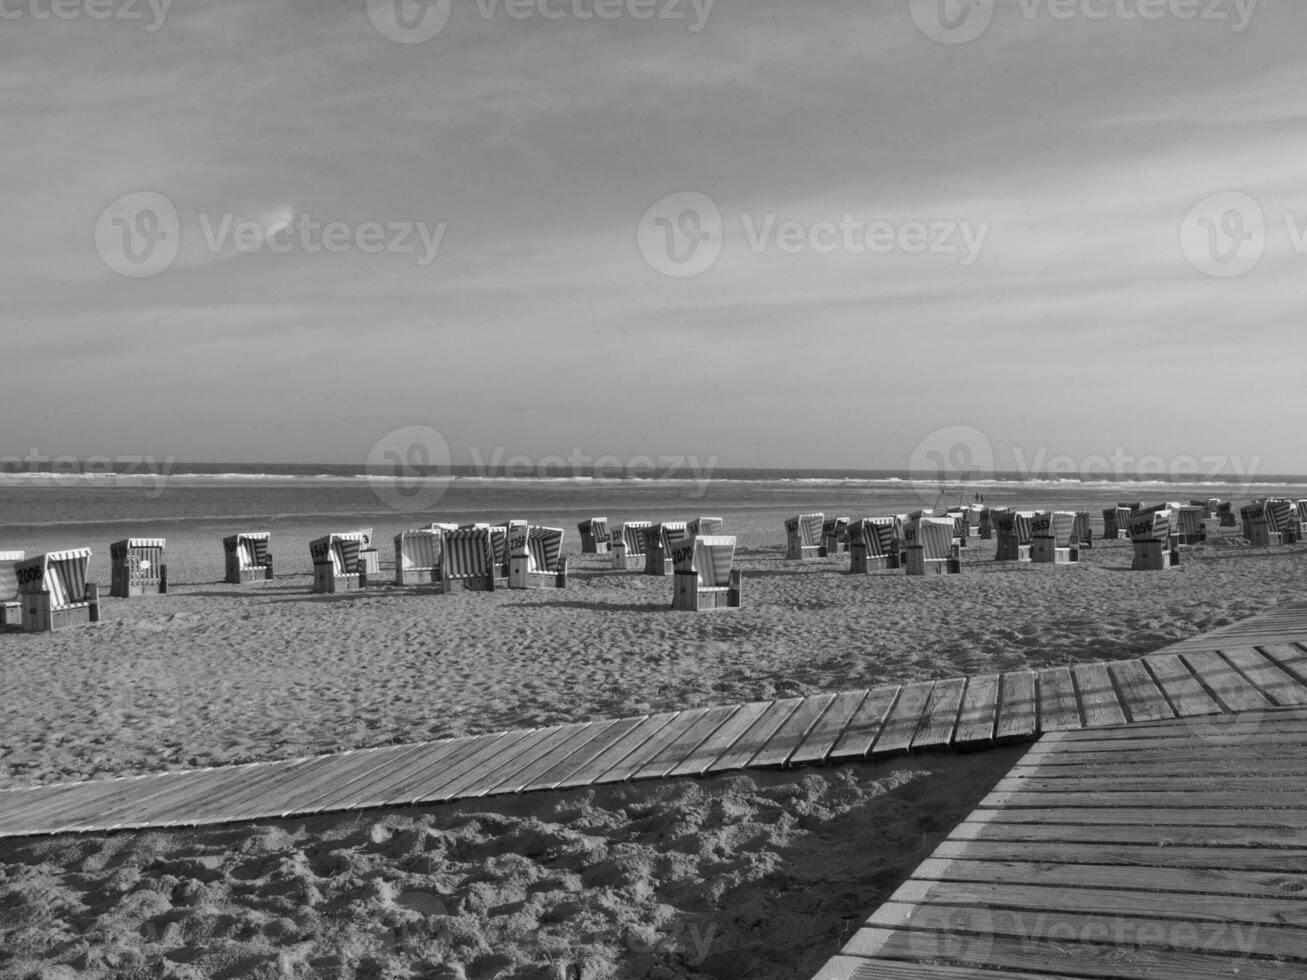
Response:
[847,518,896,573]
[994,510,1034,562]
[1030,511,1078,564]
[670,534,742,611]
[394,529,442,586]
[819,517,849,557]
[0,551,25,625]
[109,538,166,597]
[310,532,372,593]
[440,527,497,592]
[645,521,690,576]
[785,513,824,561]
[904,516,961,576]
[577,518,610,555]
[686,516,725,538]
[15,549,100,632]
[509,526,567,589]
[1128,510,1179,570]
[224,533,272,584]
[611,521,651,570]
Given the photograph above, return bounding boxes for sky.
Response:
[4,0,1307,477]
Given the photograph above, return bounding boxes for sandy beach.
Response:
[0,515,1301,978]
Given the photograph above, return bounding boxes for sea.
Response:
[2,463,1304,547]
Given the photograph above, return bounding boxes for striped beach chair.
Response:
[847,518,896,574]
[645,522,690,576]
[671,535,742,611]
[686,516,724,538]
[1072,511,1093,550]
[15,549,100,632]
[577,517,610,555]
[394,529,442,586]
[977,507,994,540]
[1266,500,1296,543]
[1030,511,1078,564]
[0,551,25,626]
[994,511,1034,562]
[224,533,272,584]
[818,517,849,557]
[109,538,166,597]
[1175,505,1207,546]
[1240,502,1277,546]
[945,510,971,549]
[309,532,371,594]
[611,521,651,570]
[1217,500,1237,527]
[509,526,567,589]
[440,527,497,592]
[1128,509,1178,570]
[903,516,960,576]
[1294,501,1307,542]
[785,513,824,561]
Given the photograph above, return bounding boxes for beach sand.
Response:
[0,516,1300,977]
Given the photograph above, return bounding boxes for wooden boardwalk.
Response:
[2,604,1307,838]
[811,705,1307,980]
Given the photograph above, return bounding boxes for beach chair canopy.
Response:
[658,522,690,554]
[15,549,92,608]
[1031,511,1076,546]
[687,516,724,537]
[225,533,270,569]
[0,551,25,601]
[1265,500,1294,533]
[621,521,652,556]
[310,532,369,575]
[396,529,442,571]
[785,513,824,546]
[1127,510,1171,542]
[527,526,564,573]
[441,527,494,577]
[993,511,1034,544]
[692,535,736,587]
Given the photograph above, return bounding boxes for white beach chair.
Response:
[394,529,442,586]
[15,549,100,632]
[611,521,651,570]
[509,526,567,589]
[993,511,1034,562]
[224,533,272,585]
[310,532,371,593]
[1030,511,1078,564]
[577,517,610,555]
[109,538,167,597]
[1128,510,1179,570]
[847,518,896,574]
[784,513,823,561]
[819,517,849,557]
[0,551,25,626]
[440,527,497,593]
[670,535,742,611]
[903,517,960,576]
[1175,505,1207,546]
[644,521,689,576]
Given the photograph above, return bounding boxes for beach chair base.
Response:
[313,563,365,594]
[786,545,820,561]
[1132,540,1180,571]
[508,555,567,590]
[979,527,993,540]
[1246,527,1281,547]
[395,567,439,586]
[110,564,167,598]
[610,546,643,571]
[229,564,273,585]
[848,549,891,574]
[1219,514,1237,528]
[671,570,742,611]
[644,547,671,576]
[904,547,961,576]
[1031,538,1077,564]
[360,549,381,576]
[440,575,496,593]
[0,601,18,626]
[994,540,1031,562]
[21,586,100,633]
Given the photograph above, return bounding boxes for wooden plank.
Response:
[952,672,998,746]
[664,702,770,778]
[912,856,1307,898]
[269,741,448,817]
[161,755,334,825]
[1141,652,1222,717]
[1260,642,1307,686]
[1070,662,1126,728]
[870,681,934,756]
[994,670,1037,741]
[994,773,1303,795]
[1108,659,1174,723]
[952,817,1307,848]
[1181,649,1272,712]
[910,677,966,752]
[603,709,715,783]
[865,901,1307,961]
[626,704,741,781]
[1034,666,1079,732]
[788,689,868,766]
[828,685,899,761]
[976,806,1307,829]
[816,961,1069,980]
[750,693,837,768]
[1009,756,1307,779]
[985,789,1307,810]
[457,723,594,797]
[413,728,548,804]
[706,698,805,773]
[521,716,647,791]
[550,713,679,789]
[931,837,1307,871]
[840,927,1296,980]
[1222,646,1307,706]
